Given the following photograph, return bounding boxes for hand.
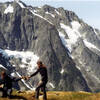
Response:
[21,76,30,80]
[21,76,27,80]
[0,85,3,88]
[26,76,31,80]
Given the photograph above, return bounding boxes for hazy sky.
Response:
[0,0,100,29]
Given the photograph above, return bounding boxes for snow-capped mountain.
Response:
[0,0,100,92]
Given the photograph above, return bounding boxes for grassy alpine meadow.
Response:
[0,91,100,100]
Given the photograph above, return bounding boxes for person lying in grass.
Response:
[0,71,24,98]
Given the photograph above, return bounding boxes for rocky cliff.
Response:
[0,0,100,92]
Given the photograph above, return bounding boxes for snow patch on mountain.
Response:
[15,0,25,8]
[83,40,100,52]
[60,21,81,44]
[0,49,8,57]
[49,82,55,88]
[59,31,71,52]
[20,64,26,68]
[90,71,100,83]
[59,21,81,53]
[0,49,39,74]
[45,12,55,18]
[93,28,100,40]
[11,72,15,77]
[30,10,53,25]
[33,10,37,13]
[18,2,25,8]
[4,4,14,14]
[71,21,81,30]
[76,66,81,70]
[4,50,39,73]
[55,9,61,15]
[0,64,7,70]
[38,6,42,9]
[60,68,64,74]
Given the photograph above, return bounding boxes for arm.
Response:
[30,69,40,78]
[0,79,4,85]
[13,77,22,82]
[10,76,22,82]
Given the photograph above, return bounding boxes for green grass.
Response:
[47,91,93,100]
[0,91,100,100]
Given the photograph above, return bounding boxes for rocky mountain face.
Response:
[0,0,100,92]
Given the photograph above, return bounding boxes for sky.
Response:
[0,0,100,30]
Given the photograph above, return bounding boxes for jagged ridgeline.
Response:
[0,0,100,92]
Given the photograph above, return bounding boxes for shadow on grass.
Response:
[9,95,27,100]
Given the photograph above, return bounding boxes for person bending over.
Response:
[0,71,24,98]
[27,61,48,100]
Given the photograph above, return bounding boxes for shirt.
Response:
[30,67,48,82]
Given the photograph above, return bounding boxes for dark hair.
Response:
[37,61,42,65]
[37,61,46,68]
